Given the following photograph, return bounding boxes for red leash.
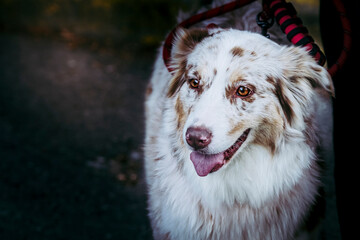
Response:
[162,0,351,77]
[162,0,256,72]
[266,0,326,66]
[326,0,352,77]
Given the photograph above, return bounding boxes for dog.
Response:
[144,1,334,239]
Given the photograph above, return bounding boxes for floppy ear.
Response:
[274,46,334,125]
[167,28,210,97]
[170,28,210,69]
[280,46,334,97]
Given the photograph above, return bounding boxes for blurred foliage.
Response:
[0,0,197,51]
[0,0,320,52]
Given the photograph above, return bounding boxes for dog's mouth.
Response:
[190,129,250,177]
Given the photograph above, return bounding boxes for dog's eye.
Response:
[237,86,251,97]
[189,78,200,89]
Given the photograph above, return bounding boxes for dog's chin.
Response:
[190,129,251,177]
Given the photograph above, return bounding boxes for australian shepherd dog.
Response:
[144,1,334,239]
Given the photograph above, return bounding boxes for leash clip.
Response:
[256,12,274,38]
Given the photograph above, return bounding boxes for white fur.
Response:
[144,2,334,240]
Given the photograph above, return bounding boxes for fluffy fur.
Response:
[144,1,334,239]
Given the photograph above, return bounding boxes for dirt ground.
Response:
[0,33,155,239]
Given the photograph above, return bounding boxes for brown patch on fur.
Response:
[289,75,322,91]
[305,77,321,89]
[198,201,205,217]
[230,47,244,57]
[229,73,246,84]
[213,68,217,76]
[266,76,276,85]
[197,84,206,96]
[227,121,244,137]
[145,82,153,98]
[168,70,186,98]
[187,64,194,69]
[253,119,277,155]
[225,85,237,105]
[250,51,257,57]
[303,115,317,147]
[167,28,210,98]
[154,157,163,162]
[240,101,246,111]
[273,78,294,124]
[244,95,255,103]
[175,96,186,132]
[187,106,193,117]
[310,66,322,73]
[289,76,298,84]
[176,28,210,56]
[253,102,284,154]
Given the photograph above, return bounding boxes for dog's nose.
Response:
[185,127,212,150]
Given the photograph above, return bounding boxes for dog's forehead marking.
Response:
[189,35,274,77]
[273,78,294,123]
[175,95,187,142]
[230,47,245,58]
[181,30,287,112]
[230,46,259,60]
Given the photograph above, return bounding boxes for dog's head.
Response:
[167,28,333,177]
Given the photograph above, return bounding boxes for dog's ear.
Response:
[280,46,334,97]
[167,28,210,97]
[274,46,334,125]
[170,27,210,71]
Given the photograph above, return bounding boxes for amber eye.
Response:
[237,86,251,97]
[189,78,200,89]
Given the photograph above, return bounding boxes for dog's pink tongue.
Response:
[190,151,224,177]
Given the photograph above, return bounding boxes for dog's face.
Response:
[167,28,333,177]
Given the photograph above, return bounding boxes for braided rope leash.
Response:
[162,0,351,77]
[267,0,327,65]
[326,0,352,77]
[162,0,256,72]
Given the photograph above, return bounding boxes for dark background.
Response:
[0,0,357,239]
[0,0,197,239]
[320,0,359,239]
